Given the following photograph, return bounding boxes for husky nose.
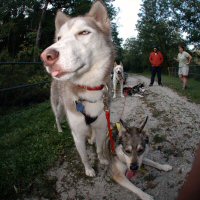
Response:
[130,163,139,171]
[40,48,59,66]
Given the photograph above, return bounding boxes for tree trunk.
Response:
[34,0,49,61]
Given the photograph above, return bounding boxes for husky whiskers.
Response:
[41,1,114,177]
[103,117,172,200]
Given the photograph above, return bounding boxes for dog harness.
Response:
[75,84,105,125]
[75,100,98,125]
[75,83,116,154]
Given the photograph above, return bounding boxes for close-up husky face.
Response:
[116,117,149,172]
[40,1,112,82]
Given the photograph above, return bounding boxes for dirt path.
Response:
[30,75,200,200]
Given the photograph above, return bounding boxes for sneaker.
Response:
[149,84,153,87]
[158,83,163,86]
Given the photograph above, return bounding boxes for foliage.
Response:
[122,0,199,72]
[170,0,200,48]
[0,101,73,199]
[0,0,121,61]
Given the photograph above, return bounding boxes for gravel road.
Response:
[28,75,200,200]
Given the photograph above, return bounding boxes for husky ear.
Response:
[114,62,117,67]
[138,116,148,133]
[120,62,123,67]
[120,119,130,132]
[55,10,70,33]
[88,0,110,33]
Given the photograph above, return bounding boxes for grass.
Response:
[140,72,200,104]
[0,101,73,199]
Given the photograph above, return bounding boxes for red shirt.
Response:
[149,51,164,67]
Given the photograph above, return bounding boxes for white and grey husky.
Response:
[40,0,114,177]
[113,62,125,98]
[104,117,172,200]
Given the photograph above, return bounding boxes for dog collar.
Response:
[77,84,104,91]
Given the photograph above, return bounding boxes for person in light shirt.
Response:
[175,44,192,90]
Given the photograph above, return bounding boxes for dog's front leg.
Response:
[143,158,172,171]
[92,113,109,165]
[120,80,124,97]
[113,175,154,200]
[72,131,96,177]
[113,79,117,98]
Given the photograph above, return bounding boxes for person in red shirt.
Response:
[149,47,164,86]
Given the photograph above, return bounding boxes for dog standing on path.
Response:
[103,117,173,200]
[41,1,114,177]
[113,62,125,98]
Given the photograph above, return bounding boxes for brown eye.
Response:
[125,149,131,154]
[57,36,61,41]
[78,31,90,35]
[144,136,149,144]
[137,147,144,154]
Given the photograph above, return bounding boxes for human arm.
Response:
[159,52,164,64]
[186,54,192,65]
[174,55,179,62]
[177,145,200,200]
[149,53,153,64]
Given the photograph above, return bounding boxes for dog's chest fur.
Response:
[55,80,105,118]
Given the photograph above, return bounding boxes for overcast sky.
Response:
[112,0,142,43]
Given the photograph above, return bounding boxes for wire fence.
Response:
[165,65,200,95]
[0,62,50,115]
[168,65,200,80]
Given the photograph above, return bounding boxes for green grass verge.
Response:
[140,72,200,104]
[0,101,73,199]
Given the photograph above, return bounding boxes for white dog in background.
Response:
[113,62,125,98]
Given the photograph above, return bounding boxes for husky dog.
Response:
[40,1,114,177]
[103,117,172,200]
[113,62,125,98]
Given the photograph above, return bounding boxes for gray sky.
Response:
[112,0,142,42]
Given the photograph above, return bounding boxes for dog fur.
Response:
[113,62,125,98]
[41,1,114,177]
[103,117,172,200]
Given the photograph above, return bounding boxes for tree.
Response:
[170,0,200,48]
[0,0,122,61]
[122,0,184,72]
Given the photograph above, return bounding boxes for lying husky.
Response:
[113,62,125,98]
[41,1,114,177]
[103,117,172,200]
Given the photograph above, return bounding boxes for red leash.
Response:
[105,110,115,154]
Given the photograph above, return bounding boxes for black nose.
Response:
[117,71,121,74]
[130,163,139,171]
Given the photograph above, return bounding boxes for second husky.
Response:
[103,117,172,200]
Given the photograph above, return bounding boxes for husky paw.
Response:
[99,158,109,165]
[58,129,63,133]
[121,94,125,98]
[85,168,96,177]
[162,164,173,171]
[87,138,94,145]
[140,193,154,200]
[113,95,116,98]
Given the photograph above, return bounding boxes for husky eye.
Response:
[144,136,149,144]
[57,36,61,41]
[125,149,131,154]
[137,148,144,154]
[78,31,90,35]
